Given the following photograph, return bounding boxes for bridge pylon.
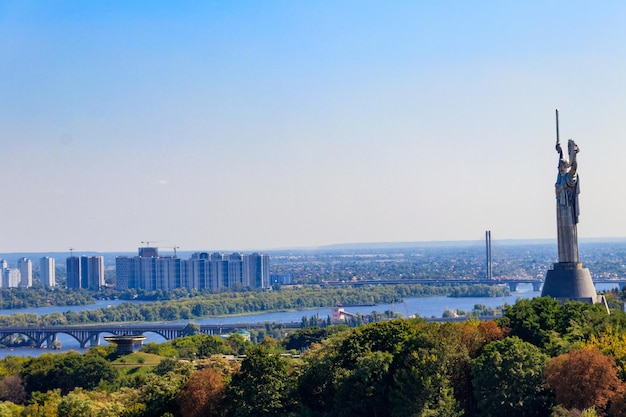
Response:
[77,332,100,348]
[38,333,56,349]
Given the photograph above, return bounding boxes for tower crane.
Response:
[140,240,165,247]
[162,245,180,258]
[140,241,180,258]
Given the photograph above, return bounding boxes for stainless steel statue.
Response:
[555,138,580,263]
[541,109,601,305]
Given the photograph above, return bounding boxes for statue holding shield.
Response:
[542,109,599,305]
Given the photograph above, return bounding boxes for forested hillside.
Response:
[0,295,624,416]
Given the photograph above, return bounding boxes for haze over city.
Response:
[3,1,626,253]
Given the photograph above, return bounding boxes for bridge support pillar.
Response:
[508,283,518,292]
[80,333,100,348]
[532,282,543,292]
[38,333,56,349]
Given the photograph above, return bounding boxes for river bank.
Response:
[0,286,540,357]
[0,282,618,358]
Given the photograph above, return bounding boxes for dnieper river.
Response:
[0,283,617,357]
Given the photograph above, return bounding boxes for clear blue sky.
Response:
[2,1,626,252]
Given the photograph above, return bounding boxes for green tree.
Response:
[170,335,207,359]
[139,371,190,417]
[336,320,421,368]
[390,360,460,417]
[154,359,194,379]
[21,352,117,395]
[226,333,252,355]
[298,334,347,415]
[56,389,130,417]
[226,345,293,417]
[86,344,117,360]
[198,335,234,357]
[387,322,465,417]
[334,350,394,417]
[21,354,57,394]
[50,353,118,394]
[24,389,62,416]
[0,401,23,416]
[471,336,553,417]
[298,319,463,417]
[141,341,179,357]
[283,326,338,351]
[0,356,28,378]
[500,297,610,355]
[182,322,201,337]
[57,393,92,417]
[500,297,562,349]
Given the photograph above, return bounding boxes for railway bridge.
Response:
[0,322,300,349]
[322,278,626,292]
[322,278,546,291]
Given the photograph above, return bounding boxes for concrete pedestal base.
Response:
[541,262,597,303]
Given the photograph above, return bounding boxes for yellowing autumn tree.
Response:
[586,327,626,379]
[177,368,226,417]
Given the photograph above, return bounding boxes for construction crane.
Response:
[140,240,165,247]
[140,241,180,258]
[162,245,180,258]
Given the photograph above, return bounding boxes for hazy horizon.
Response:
[4,2,626,252]
[4,236,626,258]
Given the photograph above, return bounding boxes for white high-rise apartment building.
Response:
[40,257,56,287]
[17,258,32,288]
[2,269,20,288]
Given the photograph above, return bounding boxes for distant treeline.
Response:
[448,284,509,298]
[0,284,507,326]
[0,288,93,310]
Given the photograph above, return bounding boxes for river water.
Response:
[0,283,618,358]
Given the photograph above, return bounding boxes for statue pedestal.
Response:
[541,262,596,303]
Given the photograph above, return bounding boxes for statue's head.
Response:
[559,158,569,172]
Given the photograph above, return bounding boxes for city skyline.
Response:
[3,2,626,252]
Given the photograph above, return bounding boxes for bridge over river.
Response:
[0,322,302,349]
[322,278,626,292]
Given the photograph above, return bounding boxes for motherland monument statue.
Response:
[541,109,599,303]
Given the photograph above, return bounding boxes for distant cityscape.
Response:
[1,255,102,290]
[1,257,53,288]
[0,247,278,291]
[115,247,272,290]
[2,239,626,292]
